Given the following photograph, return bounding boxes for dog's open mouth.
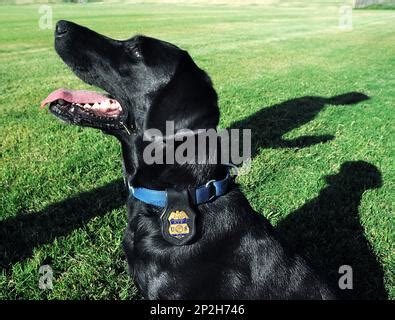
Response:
[41,88,126,129]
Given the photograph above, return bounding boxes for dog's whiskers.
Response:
[120,121,132,135]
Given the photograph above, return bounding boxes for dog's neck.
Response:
[119,137,227,191]
[119,133,228,191]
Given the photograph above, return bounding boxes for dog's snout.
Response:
[55,20,69,37]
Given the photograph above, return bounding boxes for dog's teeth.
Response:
[83,103,91,109]
[101,100,110,108]
[92,102,100,109]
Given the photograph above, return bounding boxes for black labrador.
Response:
[42,20,336,300]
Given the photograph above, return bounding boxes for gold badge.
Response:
[161,189,197,245]
[168,210,190,239]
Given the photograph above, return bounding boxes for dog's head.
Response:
[42,20,219,141]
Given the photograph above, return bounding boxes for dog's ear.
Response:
[144,52,219,135]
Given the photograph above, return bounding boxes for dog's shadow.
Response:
[230,92,369,155]
[277,161,387,300]
[0,180,126,269]
[0,91,387,298]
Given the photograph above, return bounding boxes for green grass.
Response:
[356,3,395,10]
[0,1,394,299]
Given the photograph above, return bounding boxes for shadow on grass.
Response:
[0,179,126,270]
[229,92,369,155]
[277,161,387,299]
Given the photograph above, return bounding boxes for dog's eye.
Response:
[127,45,142,59]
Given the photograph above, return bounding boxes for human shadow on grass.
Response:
[0,179,126,270]
[277,161,387,300]
[229,92,369,156]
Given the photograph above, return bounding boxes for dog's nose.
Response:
[55,20,69,37]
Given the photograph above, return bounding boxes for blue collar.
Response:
[129,167,234,208]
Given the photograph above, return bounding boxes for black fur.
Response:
[51,20,336,299]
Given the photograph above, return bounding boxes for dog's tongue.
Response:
[40,88,109,108]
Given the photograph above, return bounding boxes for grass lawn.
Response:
[0,1,394,299]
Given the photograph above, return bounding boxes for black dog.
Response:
[43,20,336,299]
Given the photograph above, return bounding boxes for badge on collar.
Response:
[161,189,197,246]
